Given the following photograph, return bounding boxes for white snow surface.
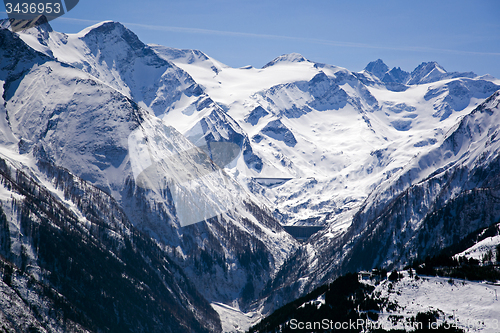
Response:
[16,22,500,230]
[6,21,298,313]
[155,44,499,228]
[373,274,500,332]
[455,236,500,262]
[211,302,261,333]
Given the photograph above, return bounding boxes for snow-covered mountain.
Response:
[364,58,476,86]
[158,47,499,230]
[0,19,297,330]
[258,89,500,315]
[1,18,500,332]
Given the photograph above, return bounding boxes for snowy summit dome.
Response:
[262,53,308,68]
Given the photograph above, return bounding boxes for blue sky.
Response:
[4,0,500,77]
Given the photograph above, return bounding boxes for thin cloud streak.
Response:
[39,16,500,57]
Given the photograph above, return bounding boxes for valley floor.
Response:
[211,302,262,333]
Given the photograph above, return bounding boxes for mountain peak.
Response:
[262,53,308,68]
[0,15,53,34]
[77,21,127,38]
[78,21,151,55]
[364,59,389,79]
[29,15,53,31]
[13,15,54,49]
[413,61,446,74]
[406,61,447,85]
[149,45,210,64]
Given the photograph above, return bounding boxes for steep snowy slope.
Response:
[152,45,500,317]
[260,90,500,313]
[16,19,200,115]
[3,19,500,329]
[1,23,297,316]
[339,90,500,271]
[158,47,499,228]
[0,153,222,332]
[15,19,264,177]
